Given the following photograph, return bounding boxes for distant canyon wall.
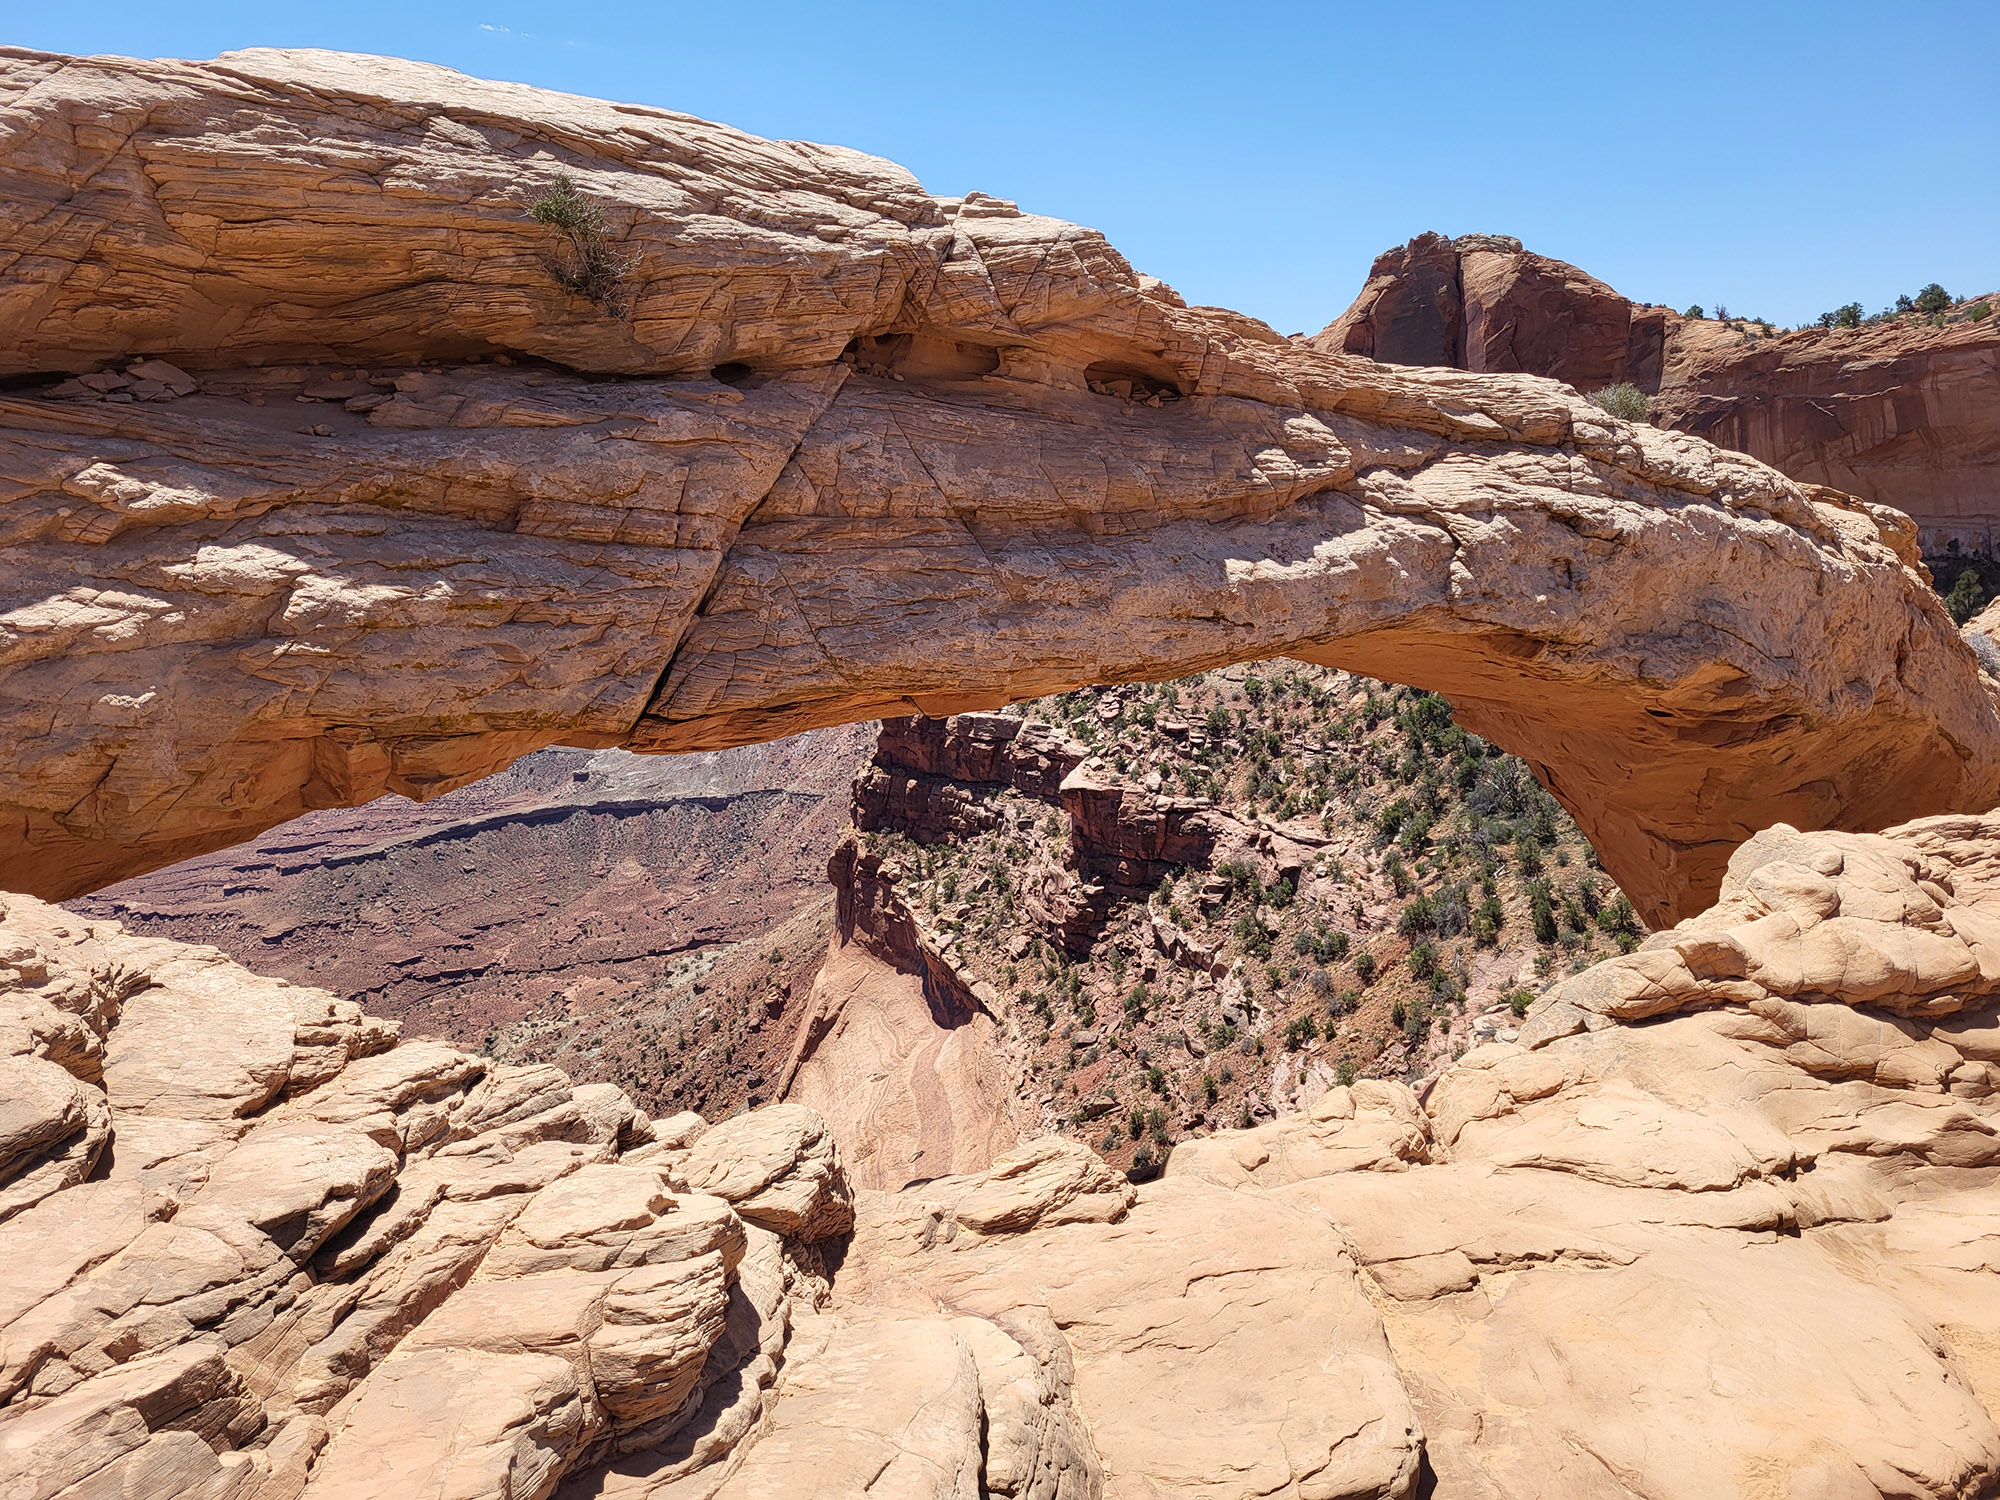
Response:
[1316,232,2000,550]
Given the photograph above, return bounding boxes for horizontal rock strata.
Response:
[1,49,1997,924]
[1319,230,2000,549]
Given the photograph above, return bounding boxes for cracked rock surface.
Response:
[3,48,1998,923]
[9,809,2000,1495]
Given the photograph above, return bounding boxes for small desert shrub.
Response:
[1915,282,1954,315]
[1588,382,1650,422]
[1946,567,1988,626]
[529,172,638,316]
[1970,632,2000,679]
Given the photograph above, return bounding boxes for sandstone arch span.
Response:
[1,47,1997,922]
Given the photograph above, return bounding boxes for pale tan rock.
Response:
[783,937,1021,1191]
[671,1104,853,1242]
[302,1347,589,1500]
[847,1176,1421,1499]
[572,1081,642,1146]
[588,1253,734,1425]
[0,53,1995,925]
[0,1337,260,1500]
[951,1312,1100,1500]
[1165,1079,1431,1188]
[703,1314,986,1500]
[0,1052,94,1183]
[948,1138,1134,1235]
[280,1195,533,1415]
[400,1270,612,1371]
[482,1165,745,1279]
[650,1112,710,1151]
[101,954,309,1122]
[565,1222,795,1492]
[0,1073,108,1223]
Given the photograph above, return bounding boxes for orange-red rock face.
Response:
[1318,233,2000,550]
[1656,317,2000,550]
[3,50,1999,929]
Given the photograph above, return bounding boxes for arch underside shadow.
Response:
[1,354,1990,927]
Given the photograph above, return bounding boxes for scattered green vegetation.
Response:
[1587,382,1651,422]
[1946,567,1988,626]
[528,172,638,316]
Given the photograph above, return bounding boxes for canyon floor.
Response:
[75,664,1637,1190]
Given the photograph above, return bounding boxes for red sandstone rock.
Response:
[1319,233,2000,549]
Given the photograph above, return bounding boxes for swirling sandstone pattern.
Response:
[1,48,1997,920]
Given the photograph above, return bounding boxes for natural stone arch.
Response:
[1,47,1996,923]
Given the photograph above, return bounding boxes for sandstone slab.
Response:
[0,54,1994,924]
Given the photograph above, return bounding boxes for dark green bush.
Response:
[1947,567,1987,626]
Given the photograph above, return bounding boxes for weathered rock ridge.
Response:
[1319,231,2000,548]
[13,800,2000,1495]
[3,49,1998,924]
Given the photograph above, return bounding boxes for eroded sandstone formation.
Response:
[12,802,2000,1495]
[3,49,1998,924]
[1319,231,2000,548]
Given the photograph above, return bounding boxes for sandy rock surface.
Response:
[2,50,1997,925]
[9,805,2000,1495]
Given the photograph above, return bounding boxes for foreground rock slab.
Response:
[2,49,1998,923]
[13,805,2000,1494]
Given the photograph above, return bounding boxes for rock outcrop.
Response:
[3,50,1998,926]
[1319,231,2000,549]
[14,803,2000,1495]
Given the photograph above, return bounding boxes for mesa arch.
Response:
[1,47,1997,924]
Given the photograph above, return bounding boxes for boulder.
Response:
[672,1104,854,1242]
[480,1165,745,1278]
[302,1347,590,1500]
[700,1315,987,1500]
[1165,1079,1431,1188]
[947,1138,1135,1235]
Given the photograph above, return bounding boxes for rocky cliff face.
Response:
[67,728,870,1055]
[1318,231,2000,549]
[2,50,1996,928]
[11,805,2000,1498]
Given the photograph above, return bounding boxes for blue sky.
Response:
[10,1,1996,334]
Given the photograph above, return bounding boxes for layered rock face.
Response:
[14,805,2000,1495]
[67,729,869,1046]
[1319,232,2000,548]
[3,50,1998,926]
